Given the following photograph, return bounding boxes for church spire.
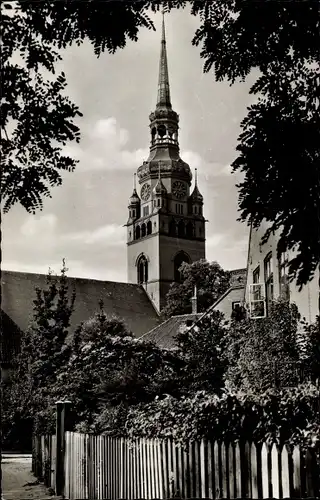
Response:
[157,13,171,109]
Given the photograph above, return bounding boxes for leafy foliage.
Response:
[125,384,320,448]
[53,307,185,434]
[174,310,228,392]
[1,261,75,447]
[162,259,230,318]
[224,300,306,392]
[191,0,320,287]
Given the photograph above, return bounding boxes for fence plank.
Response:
[194,440,200,497]
[292,445,301,497]
[261,443,269,499]
[281,445,290,498]
[214,441,220,498]
[251,442,259,499]
[228,443,234,499]
[207,440,213,499]
[221,442,228,498]
[234,442,241,499]
[271,443,280,498]
[305,448,315,497]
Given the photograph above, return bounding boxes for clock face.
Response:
[141,183,151,201]
[172,181,187,199]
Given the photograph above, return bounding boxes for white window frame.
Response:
[248,283,266,319]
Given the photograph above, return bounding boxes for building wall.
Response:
[213,287,245,319]
[245,220,319,323]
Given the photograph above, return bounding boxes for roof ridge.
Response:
[1,269,140,287]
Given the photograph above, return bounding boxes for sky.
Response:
[2,8,258,283]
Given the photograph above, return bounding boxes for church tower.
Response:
[126,16,206,312]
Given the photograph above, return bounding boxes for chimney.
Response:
[191,285,198,314]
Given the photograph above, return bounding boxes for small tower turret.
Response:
[128,173,140,222]
[153,161,167,211]
[189,168,204,217]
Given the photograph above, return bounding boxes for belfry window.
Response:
[137,255,148,284]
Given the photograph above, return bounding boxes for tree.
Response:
[224,300,312,393]
[162,259,230,318]
[1,0,157,213]
[2,2,319,288]
[174,310,228,393]
[55,306,185,433]
[191,0,320,289]
[1,261,76,447]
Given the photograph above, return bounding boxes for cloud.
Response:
[20,214,57,237]
[64,116,149,173]
[206,233,226,249]
[63,223,125,246]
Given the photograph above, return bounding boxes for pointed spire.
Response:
[153,160,167,195]
[190,168,203,202]
[157,12,171,109]
[129,172,140,204]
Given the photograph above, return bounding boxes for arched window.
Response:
[135,226,140,240]
[186,222,194,239]
[137,255,148,284]
[178,220,185,238]
[147,221,152,235]
[174,251,190,283]
[157,125,166,138]
[151,127,156,142]
[141,223,146,237]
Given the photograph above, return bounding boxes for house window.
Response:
[253,266,260,284]
[279,251,290,300]
[232,301,241,311]
[143,205,149,217]
[264,253,274,315]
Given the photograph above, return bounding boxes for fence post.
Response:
[55,400,71,496]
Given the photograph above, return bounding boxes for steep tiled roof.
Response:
[140,313,201,349]
[1,270,160,365]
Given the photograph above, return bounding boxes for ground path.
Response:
[1,454,61,500]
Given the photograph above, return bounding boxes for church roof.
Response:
[140,313,201,349]
[1,270,160,364]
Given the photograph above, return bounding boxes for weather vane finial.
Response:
[134,172,136,190]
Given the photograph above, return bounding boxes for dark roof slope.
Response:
[140,313,201,349]
[1,270,160,340]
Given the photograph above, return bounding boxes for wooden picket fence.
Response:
[32,432,320,500]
